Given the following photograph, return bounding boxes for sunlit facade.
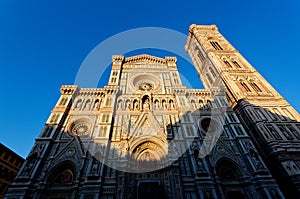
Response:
[6,24,300,199]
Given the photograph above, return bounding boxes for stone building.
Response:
[5,24,300,199]
[0,143,24,199]
[185,24,300,198]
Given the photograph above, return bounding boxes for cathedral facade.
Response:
[5,25,300,199]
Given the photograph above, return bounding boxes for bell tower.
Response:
[186,24,300,198]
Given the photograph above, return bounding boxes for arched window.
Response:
[102,114,109,123]
[162,99,167,109]
[84,99,91,110]
[206,73,213,84]
[42,126,53,137]
[142,95,150,110]
[190,99,196,109]
[98,126,107,137]
[117,99,123,110]
[250,82,262,92]
[105,97,112,106]
[210,41,223,51]
[224,60,232,68]
[209,67,216,77]
[59,97,68,106]
[111,77,116,83]
[75,99,82,109]
[133,99,139,110]
[232,61,242,68]
[198,99,204,109]
[169,99,175,109]
[194,46,205,61]
[43,161,77,198]
[240,81,251,92]
[154,99,160,109]
[94,99,100,110]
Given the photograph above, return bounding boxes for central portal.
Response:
[137,180,166,199]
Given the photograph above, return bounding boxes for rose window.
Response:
[69,119,91,136]
[139,82,154,91]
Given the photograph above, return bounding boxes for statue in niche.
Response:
[117,100,123,110]
[94,100,100,110]
[133,100,139,110]
[75,99,82,109]
[126,101,131,110]
[169,100,175,109]
[91,159,99,172]
[143,99,150,110]
[85,100,91,110]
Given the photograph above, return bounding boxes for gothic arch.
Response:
[117,99,123,109]
[42,161,77,198]
[74,98,83,109]
[130,140,167,171]
[93,99,100,110]
[129,137,167,155]
[215,158,248,199]
[216,158,243,180]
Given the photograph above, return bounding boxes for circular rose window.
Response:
[138,82,154,91]
[131,74,160,92]
[69,119,91,136]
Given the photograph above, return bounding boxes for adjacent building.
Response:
[0,143,24,199]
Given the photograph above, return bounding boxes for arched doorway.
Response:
[130,141,168,198]
[137,179,166,199]
[216,158,247,199]
[43,161,77,199]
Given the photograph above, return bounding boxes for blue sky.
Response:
[0,0,299,158]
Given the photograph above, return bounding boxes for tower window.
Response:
[210,41,223,51]
[232,61,242,68]
[209,67,216,77]
[250,82,262,92]
[194,46,205,61]
[102,114,109,123]
[234,125,244,136]
[111,77,116,83]
[224,60,232,68]
[240,81,251,92]
[105,97,112,106]
[227,113,236,122]
[206,73,213,84]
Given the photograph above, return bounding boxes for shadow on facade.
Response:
[232,99,300,199]
[6,96,292,199]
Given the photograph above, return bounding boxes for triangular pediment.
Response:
[124,54,167,65]
[50,137,84,169]
[210,139,237,164]
[129,112,166,141]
